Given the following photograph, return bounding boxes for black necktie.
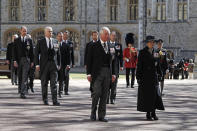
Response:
[104,42,107,53]
[22,37,25,43]
[49,39,51,49]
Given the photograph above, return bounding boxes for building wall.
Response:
[1,0,197,65]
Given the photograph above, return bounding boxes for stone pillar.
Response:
[193,54,197,79]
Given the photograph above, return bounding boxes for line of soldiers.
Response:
[6,26,168,122]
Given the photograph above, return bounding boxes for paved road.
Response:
[0,78,197,131]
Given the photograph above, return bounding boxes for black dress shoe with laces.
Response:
[151,112,159,120]
[20,94,26,99]
[90,114,96,121]
[146,112,153,121]
[99,118,108,122]
[43,101,49,105]
[53,101,60,106]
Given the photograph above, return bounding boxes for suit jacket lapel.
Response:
[97,40,106,54]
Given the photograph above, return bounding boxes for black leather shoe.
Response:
[58,92,62,98]
[65,92,69,95]
[99,118,108,122]
[146,112,153,121]
[43,101,49,105]
[90,115,96,121]
[110,99,115,104]
[30,86,34,93]
[126,85,129,88]
[20,94,26,99]
[151,112,159,120]
[53,101,60,106]
[131,85,134,88]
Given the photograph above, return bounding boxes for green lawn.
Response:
[70,73,126,79]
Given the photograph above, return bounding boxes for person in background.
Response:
[6,34,18,85]
[155,39,168,96]
[123,33,137,88]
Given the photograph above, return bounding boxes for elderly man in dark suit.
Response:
[86,27,116,122]
[35,26,60,106]
[13,26,34,99]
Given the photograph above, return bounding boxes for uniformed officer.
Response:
[107,31,123,104]
[156,39,168,96]
[13,26,34,99]
[63,31,75,95]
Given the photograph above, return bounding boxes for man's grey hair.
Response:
[100,27,110,35]
[21,26,27,31]
[44,26,53,33]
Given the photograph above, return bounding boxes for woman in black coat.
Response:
[136,36,165,121]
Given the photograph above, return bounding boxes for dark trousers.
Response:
[11,61,18,84]
[108,77,118,101]
[41,61,58,103]
[91,67,110,119]
[126,68,136,86]
[27,66,35,90]
[64,69,70,93]
[59,67,70,93]
[18,57,30,95]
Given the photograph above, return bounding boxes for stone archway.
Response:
[3,28,20,48]
[31,28,45,46]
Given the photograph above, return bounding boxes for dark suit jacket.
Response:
[108,42,123,75]
[84,40,94,66]
[13,36,34,63]
[35,38,60,77]
[86,40,116,83]
[6,42,14,61]
[66,40,75,65]
[60,41,70,67]
[114,43,123,68]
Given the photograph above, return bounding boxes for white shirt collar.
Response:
[21,36,26,41]
[110,40,115,44]
[100,39,106,45]
[45,37,52,48]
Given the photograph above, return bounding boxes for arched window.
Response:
[3,29,20,48]
[64,0,76,21]
[9,0,20,21]
[36,0,48,21]
[128,0,138,20]
[109,0,118,21]
[31,29,45,45]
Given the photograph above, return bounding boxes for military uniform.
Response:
[107,41,123,104]
[155,47,168,95]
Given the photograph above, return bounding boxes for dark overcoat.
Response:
[136,46,165,112]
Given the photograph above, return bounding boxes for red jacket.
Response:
[123,47,138,68]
